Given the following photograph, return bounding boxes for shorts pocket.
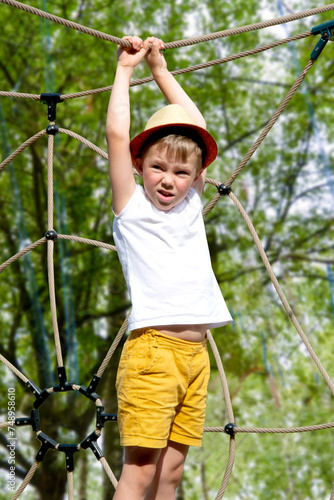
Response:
[135,337,160,374]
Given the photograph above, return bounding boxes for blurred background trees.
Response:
[0,0,333,498]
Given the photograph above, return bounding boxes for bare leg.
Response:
[113,446,162,500]
[145,441,189,500]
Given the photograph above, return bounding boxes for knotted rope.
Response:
[1,0,333,49]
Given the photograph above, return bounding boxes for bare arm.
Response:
[145,38,207,194]
[106,36,149,214]
[145,38,206,129]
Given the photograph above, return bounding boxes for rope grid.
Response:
[1,1,334,499]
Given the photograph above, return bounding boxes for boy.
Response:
[106,35,232,500]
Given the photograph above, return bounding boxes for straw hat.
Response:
[130,104,218,169]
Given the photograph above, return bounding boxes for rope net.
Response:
[0,1,334,498]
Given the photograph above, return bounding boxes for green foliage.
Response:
[1,0,334,498]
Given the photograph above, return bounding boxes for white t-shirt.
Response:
[113,185,232,331]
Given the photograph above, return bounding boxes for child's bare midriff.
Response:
[152,324,208,342]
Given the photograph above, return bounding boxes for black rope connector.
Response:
[26,379,42,397]
[36,432,58,462]
[88,374,102,394]
[218,184,232,196]
[33,389,52,409]
[79,384,100,402]
[53,366,74,392]
[40,93,62,122]
[224,422,237,436]
[58,444,79,472]
[46,124,59,135]
[15,409,41,432]
[79,374,102,402]
[96,405,117,429]
[311,20,334,60]
[80,430,104,460]
[45,229,58,241]
[25,380,51,408]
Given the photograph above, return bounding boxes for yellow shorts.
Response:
[116,328,210,448]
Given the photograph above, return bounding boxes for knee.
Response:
[166,460,185,490]
[123,446,160,492]
[138,462,158,489]
[117,461,157,496]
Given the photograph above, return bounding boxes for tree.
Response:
[1,0,334,498]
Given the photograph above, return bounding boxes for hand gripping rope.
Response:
[0,2,334,499]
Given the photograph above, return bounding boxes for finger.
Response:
[122,35,143,51]
[146,37,164,52]
[132,36,144,50]
[142,38,151,51]
[155,38,165,50]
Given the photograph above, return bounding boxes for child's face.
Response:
[136,144,202,210]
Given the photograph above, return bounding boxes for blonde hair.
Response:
[142,134,203,171]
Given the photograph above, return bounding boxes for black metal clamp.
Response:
[224,422,237,436]
[45,229,58,241]
[311,20,334,60]
[25,379,51,409]
[80,430,104,460]
[53,366,74,392]
[96,405,117,429]
[36,432,58,462]
[218,184,232,196]
[15,409,41,432]
[40,93,62,122]
[79,374,102,402]
[87,374,102,393]
[58,444,80,471]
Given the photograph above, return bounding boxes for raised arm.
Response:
[106,36,149,215]
[145,37,207,194]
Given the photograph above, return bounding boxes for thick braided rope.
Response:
[207,330,236,498]
[46,132,64,368]
[47,237,64,370]
[0,31,312,102]
[0,238,46,274]
[205,422,334,434]
[229,191,334,395]
[215,437,236,500]
[207,330,234,423]
[0,354,28,383]
[0,0,130,46]
[96,313,130,378]
[1,0,333,49]
[0,91,40,100]
[0,421,10,429]
[60,31,311,101]
[47,132,54,229]
[58,128,108,159]
[162,31,311,72]
[0,235,117,274]
[99,456,118,489]
[225,58,315,187]
[0,130,47,172]
[203,179,221,217]
[11,460,39,500]
[58,234,117,252]
[166,4,334,48]
[331,483,334,500]
[67,471,74,500]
